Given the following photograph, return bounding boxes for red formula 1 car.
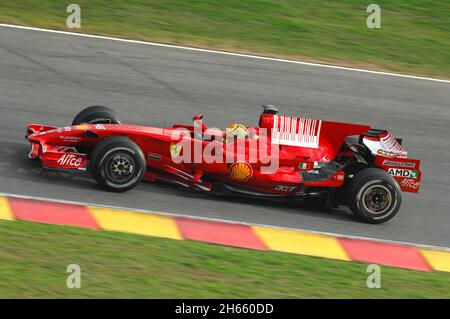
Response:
[26,105,421,224]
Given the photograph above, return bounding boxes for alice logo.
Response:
[229,162,253,181]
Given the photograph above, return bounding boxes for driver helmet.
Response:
[225,123,249,142]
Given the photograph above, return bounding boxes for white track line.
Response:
[1,23,449,84]
[1,191,449,252]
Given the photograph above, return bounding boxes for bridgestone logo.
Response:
[383,160,415,168]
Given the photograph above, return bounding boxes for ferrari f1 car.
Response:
[26,105,421,224]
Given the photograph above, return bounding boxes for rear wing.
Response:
[359,129,421,193]
[375,155,421,193]
[361,130,407,158]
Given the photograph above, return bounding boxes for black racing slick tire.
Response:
[89,137,145,192]
[347,168,402,224]
[72,105,122,125]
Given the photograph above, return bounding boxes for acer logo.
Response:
[57,154,82,167]
[274,185,297,192]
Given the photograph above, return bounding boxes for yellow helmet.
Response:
[226,124,249,142]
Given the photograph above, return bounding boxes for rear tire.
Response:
[348,168,401,224]
[89,137,145,192]
[72,105,122,125]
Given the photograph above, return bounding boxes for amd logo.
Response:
[388,168,418,179]
[57,154,82,167]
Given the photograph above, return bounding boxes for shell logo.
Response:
[229,162,253,181]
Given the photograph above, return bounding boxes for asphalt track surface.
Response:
[1,26,449,247]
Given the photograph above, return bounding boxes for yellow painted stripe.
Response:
[253,226,350,261]
[420,249,450,273]
[0,197,14,221]
[89,207,182,240]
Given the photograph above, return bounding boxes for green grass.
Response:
[0,220,449,298]
[0,1,449,78]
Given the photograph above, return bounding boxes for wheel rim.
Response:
[105,153,135,183]
[362,185,392,215]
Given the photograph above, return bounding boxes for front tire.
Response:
[89,137,145,192]
[72,105,122,125]
[348,168,401,224]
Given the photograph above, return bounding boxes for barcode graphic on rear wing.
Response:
[271,115,322,148]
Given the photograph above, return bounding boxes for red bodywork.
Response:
[26,112,421,195]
